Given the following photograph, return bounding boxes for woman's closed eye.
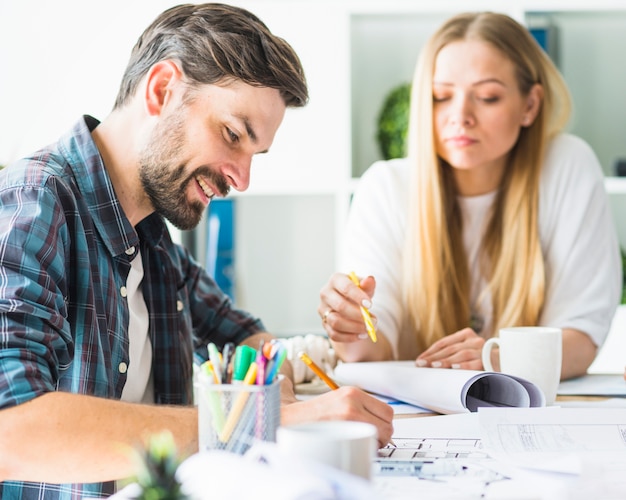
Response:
[477,95,500,104]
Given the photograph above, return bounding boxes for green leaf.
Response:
[127,431,189,500]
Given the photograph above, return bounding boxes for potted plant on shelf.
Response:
[376,82,411,161]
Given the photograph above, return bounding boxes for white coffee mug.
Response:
[276,421,377,480]
[482,326,562,405]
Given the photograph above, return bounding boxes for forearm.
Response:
[561,327,597,380]
[0,392,197,484]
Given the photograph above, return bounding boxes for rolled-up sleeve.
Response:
[0,183,73,408]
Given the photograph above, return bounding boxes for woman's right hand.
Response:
[319,272,393,362]
[318,272,377,344]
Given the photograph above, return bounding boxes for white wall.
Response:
[0,0,346,335]
[0,1,175,164]
[549,11,626,176]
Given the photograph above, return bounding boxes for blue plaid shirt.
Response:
[0,116,265,499]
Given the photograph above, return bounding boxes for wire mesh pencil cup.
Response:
[197,374,282,455]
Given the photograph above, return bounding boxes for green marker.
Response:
[232,345,256,382]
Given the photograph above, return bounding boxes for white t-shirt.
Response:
[341,134,622,360]
[120,251,153,403]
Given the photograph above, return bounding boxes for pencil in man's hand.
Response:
[298,351,339,390]
[299,350,397,448]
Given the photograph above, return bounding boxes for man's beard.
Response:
[138,113,229,231]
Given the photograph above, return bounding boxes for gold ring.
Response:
[321,308,332,324]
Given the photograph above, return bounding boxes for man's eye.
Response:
[227,128,239,143]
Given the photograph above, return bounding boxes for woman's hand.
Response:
[318,272,377,344]
[318,272,392,362]
[416,327,485,370]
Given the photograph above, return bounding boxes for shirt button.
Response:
[125,246,135,255]
[177,300,184,312]
[119,362,128,374]
[120,286,128,297]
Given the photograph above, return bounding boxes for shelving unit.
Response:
[2,0,625,337]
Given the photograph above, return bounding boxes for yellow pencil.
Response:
[299,351,339,390]
[218,362,258,443]
[348,271,377,343]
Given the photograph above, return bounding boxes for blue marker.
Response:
[265,342,287,384]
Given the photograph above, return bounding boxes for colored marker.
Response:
[232,345,256,383]
[208,342,223,383]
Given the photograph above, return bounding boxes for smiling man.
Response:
[0,4,393,498]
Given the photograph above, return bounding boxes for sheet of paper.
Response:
[378,412,575,499]
[557,374,626,396]
[556,397,626,408]
[478,407,626,474]
[384,409,626,499]
[392,411,481,439]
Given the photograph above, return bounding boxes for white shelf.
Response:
[605,177,626,195]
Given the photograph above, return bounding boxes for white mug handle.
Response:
[482,337,500,371]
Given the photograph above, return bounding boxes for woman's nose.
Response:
[449,97,475,127]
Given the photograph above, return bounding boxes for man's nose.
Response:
[223,156,252,192]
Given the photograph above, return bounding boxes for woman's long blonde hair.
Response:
[403,12,571,352]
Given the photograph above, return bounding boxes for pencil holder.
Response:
[196,375,282,455]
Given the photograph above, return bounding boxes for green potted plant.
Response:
[376,82,411,160]
[124,431,189,500]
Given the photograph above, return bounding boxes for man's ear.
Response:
[521,83,544,127]
[144,60,182,116]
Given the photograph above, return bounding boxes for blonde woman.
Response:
[319,12,621,380]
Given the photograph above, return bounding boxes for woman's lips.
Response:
[446,136,477,147]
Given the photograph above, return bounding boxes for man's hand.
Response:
[241,332,394,447]
[280,386,394,448]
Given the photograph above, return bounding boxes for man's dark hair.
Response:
[113,3,308,109]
